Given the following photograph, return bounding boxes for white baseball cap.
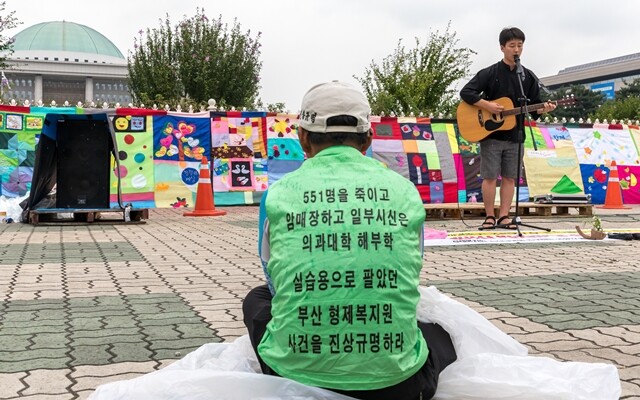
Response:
[298,81,371,134]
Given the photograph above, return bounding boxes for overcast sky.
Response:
[5,0,640,110]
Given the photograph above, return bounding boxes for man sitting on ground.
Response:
[243,81,457,400]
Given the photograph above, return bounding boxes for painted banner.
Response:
[2,105,640,207]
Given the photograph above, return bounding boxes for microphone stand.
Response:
[497,56,550,236]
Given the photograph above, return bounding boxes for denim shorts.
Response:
[480,138,523,179]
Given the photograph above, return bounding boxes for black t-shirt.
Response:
[460,60,542,142]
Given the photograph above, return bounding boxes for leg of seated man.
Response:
[242,284,278,375]
[416,322,457,399]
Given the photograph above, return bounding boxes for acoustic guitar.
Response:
[456,96,576,143]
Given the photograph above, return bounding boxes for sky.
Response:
[4,0,640,111]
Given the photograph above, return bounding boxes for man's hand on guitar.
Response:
[477,99,504,115]
[537,101,557,114]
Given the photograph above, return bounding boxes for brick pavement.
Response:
[0,206,639,399]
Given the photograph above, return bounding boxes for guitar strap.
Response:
[529,69,553,95]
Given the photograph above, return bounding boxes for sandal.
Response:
[497,216,516,229]
[479,216,496,230]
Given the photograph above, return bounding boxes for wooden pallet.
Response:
[423,202,593,219]
[28,208,149,225]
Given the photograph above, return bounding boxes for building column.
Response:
[34,75,43,103]
[85,77,94,103]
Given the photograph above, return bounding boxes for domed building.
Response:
[2,21,130,105]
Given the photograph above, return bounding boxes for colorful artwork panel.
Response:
[267,115,298,140]
[461,154,482,202]
[399,122,434,140]
[523,124,550,150]
[429,170,443,182]
[113,115,147,132]
[153,116,211,162]
[547,125,572,142]
[618,164,640,204]
[407,153,429,185]
[0,166,32,197]
[580,163,609,204]
[442,182,459,203]
[268,160,303,186]
[570,125,640,165]
[415,184,430,203]
[373,152,410,180]
[431,122,459,154]
[371,139,404,153]
[212,145,253,159]
[0,118,37,173]
[212,158,231,193]
[5,114,23,130]
[429,181,444,203]
[211,116,260,157]
[629,126,640,155]
[151,160,204,208]
[112,116,155,205]
[523,147,584,197]
[268,138,304,161]
[372,118,402,140]
[228,158,255,191]
[25,115,44,130]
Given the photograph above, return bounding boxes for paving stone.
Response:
[5,394,73,400]
[0,354,69,373]
[72,361,157,377]
[0,372,27,398]
[72,372,150,392]
[0,334,33,350]
[619,369,640,390]
[69,317,104,331]
[22,369,72,396]
[140,325,180,340]
[109,342,154,363]
[72,334,144,347]
[71,328,141,341]
[69,345,113,366]
[173,323,218,338]
[30,332,68,349]
[1,323,66,336]
[102,316,138,329]
[150,337,218,351]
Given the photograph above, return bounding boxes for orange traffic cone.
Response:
[184,156,227,217]
[598,161,630,209]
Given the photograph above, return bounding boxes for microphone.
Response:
[514,55,525,81]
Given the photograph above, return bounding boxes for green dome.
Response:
[12,21,124,59]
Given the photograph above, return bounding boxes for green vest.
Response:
[259,146,428,390]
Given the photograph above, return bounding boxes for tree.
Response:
[542,85,606,121]
[0,1,21,69]
[128,9,262,109]
[355,23,475,116]
[616,77,640,99]
[592,97,640,121]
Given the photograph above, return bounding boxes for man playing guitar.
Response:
[459,27,556,230]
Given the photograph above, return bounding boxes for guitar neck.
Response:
[503,101,552,117]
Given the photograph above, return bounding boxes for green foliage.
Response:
[592,97,640,121]
[590,78,640,121]
[0,1,21,69]
[128,9,262,109]
[266,102,286,113]
[355,23,475,116]
[616,78,640,99]
[543,85,606,121]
